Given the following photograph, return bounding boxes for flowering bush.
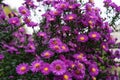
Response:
[0,0,120,80]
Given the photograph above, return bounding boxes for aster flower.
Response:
[50,10,61,16]
[88,64,99,76]
[101,43,109,51]
[77,34,88,42]
[8,17,20,26]
[55,2,69,10]
[49,38,62,46]
[89,31,101,41]
[30,60,43,72]
[23,17,38,27]
[62,72,72,80]
[41,63,51,75]
[41,50,54,59]
[72,69,85,79]
[16,63,29,75]
[25,42,36,53]
[65,14,77,21]
[62,26,71,32]
[50,45,63,53]
[75,61,85,70]
[18,6,30,16]
[37,32,47,38]
[50,60,67,75]
[60,44,69,52]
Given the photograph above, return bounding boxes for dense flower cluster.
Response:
[0,0,120,80]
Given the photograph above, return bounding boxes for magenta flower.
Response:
[8,17,20,26]
[62,26,71,32]
[41,63,51,75]
[55,2,69,10]
[62,72,72,80]
[77,34,88,42]
[25,42,36,53]
[89,31,101,41]
[41,50,54,59]
[49,38,62,46]
[30,60,43,72]
[18,6,30,16]
[16,63,29,75]
[37,32,47,38]
[73,52,87,62]
[65,14,77,21]
[60,44,69,52]
[88,64,99,76]
[101,43,109,51]
[72,69,85,79]
[50,60,66,75]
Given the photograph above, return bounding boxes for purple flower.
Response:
[41,50,54,59]
[60,44,69,52]
[101,43,109,51]
[72,69,85,79]
[55,2,69,10]
[18,6,30,16]
[62,26,71,32]
[25,42,36,53]
[77,34,88,42]
[75,61,85,70]
[50,60,67,75]
[49,38,62,46]
[62,72,72,80]
[73,53,87,62]
[8,17,20,26]
[89,31,101,41]
[16,63,29,75]
[37,32,47,38]
[0,54,4,61]
[88,64,99,76]
[41,63,51,75]
[65,14,77,21]
[30,60,43,72]
[23,17,38,27]
[50,10,61,16]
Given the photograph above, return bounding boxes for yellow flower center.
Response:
[54,45,60,50]
[78,54,83,59]
[64,75,69,80]
[71,64,75,68]
[88,20,93,25]
[20,66,26,71]
[102,45,106,49]
[35,63,40,68]
[80,37,85,41]
[92,68,96,72]
[69,5,73,9]
[56,65,61,71]
[92,34,97,38]
[21,9,26,14]
[44,52,50,57]
[61,4,66,8]
[68,16,74,20]
[44,67,48,71]
[62,46,66,50]
[54,11,58,15]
